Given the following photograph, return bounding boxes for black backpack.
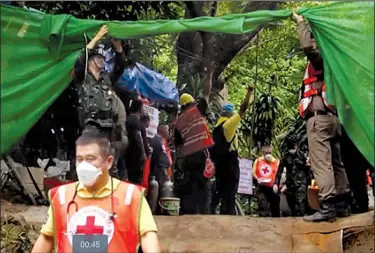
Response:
[210,121,235,157]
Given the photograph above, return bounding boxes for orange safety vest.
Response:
[142,158,151,191]
[49,181,143,253]
[254,157,279,188]
[174,105,214,157]
[366,169,373,186]
[299,62,336,119]
[162,138,173,178]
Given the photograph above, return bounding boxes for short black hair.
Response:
[76,131,111,157]
[140,114,150,123]
[286,139,297,149]
[128,99,143,114]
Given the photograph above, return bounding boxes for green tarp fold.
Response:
[1,2,374,166]
[298,1,374,166]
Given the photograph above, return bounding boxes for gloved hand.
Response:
[273,184,278,194]
[306,156,311,167]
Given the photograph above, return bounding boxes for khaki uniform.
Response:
[298,20,350,202]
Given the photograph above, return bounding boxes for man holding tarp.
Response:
[210,85,253,215]
[72,25,128,179]
[174,66,214,215]
[293,13,351,222]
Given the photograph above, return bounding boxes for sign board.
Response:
[237,158,253,195]
[143,105,159,138]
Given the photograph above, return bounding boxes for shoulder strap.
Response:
[221,120,236,145]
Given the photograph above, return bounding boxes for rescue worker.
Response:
[72,25,128,179]
[274,139,310,216]
[210,85,254,214]
[252,146,280,217]
[174,66,214,214]
[126,99,147,183]
[31,131,160,253]
[293,12,351,222]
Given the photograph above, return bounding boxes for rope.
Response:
[249,33,259,155]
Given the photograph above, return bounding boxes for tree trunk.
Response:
[176,1,279,95]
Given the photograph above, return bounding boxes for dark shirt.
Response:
[149,135,170,174]
[274,150,310,187]
[125,114,146,170]
[174,97,208,147]
[141,127,151,157]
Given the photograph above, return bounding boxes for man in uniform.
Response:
[252,146,280,217]
[293,13,351,222]
[31,131,160,253]
[274,139,310,216]
[72,25,128,179]
[210,85,253,215]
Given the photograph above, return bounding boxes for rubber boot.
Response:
[303,199,336,222]
[336,193,352,217]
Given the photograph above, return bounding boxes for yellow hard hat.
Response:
[179,93,195,105]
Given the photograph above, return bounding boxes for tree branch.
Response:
[210,1,218,17]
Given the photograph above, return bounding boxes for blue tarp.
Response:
[118,63,179,104]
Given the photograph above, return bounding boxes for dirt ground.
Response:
[1,198,374,253]
[343,224,374,253]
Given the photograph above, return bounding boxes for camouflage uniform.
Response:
[73,48,128,178]
[275,150,310,216]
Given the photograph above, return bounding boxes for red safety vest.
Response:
[162,138,173,179]
[49,181,143,253]
[299,62,336,118]
[254,157,279,188]
[142,158,151,191]
[174,105,214,157]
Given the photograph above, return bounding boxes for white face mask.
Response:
[76,161,103,187]
[264,154,273,162]
[288,149,297,154]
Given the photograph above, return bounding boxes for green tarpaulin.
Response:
[1,2,374,166]
[298,1,374,166]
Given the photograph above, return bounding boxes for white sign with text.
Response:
[143,105,159,138]
[237,158,253,195]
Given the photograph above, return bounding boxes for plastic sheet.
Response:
[118,63,179,104]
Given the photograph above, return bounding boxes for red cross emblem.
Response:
[259,164,272,176]
[262,167,270,174]
[67,206,115,246]
[76,216,104,235]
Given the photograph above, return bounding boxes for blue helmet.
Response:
[222,103,234,113]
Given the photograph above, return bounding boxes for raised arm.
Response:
[293,12,323,71]
[72,25,108,85]
[238,85,254,118]
[202,64,214,104]
[110,39,126,84]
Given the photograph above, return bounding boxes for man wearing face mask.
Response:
[252,146,280,217]
[32,131,161,253]
[274,139,310,216]
[73,25,128,180]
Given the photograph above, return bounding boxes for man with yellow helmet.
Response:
[173,67,214,214]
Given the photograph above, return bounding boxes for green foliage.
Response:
[28,1,182,21]
[222,3,318,158]
[179,72,223,128]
